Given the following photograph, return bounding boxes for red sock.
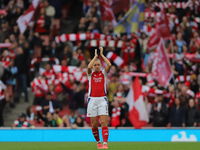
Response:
[92,128,100,142]
[102,126,109,143]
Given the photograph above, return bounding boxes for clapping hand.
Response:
[99,47,103,56]
[95,49,98,57]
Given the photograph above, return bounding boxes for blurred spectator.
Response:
[68,110,77,125]
[58,45,72,64]
[44,0,55,31]
[179,86,189,107]
[190,74,199,94]
[72,115,88,128]
[14,47,29,102]
[61,82,79,110]
[113,84,128,117]
[0,80,6,127]
[77,83,86,115]
[42,64,55,80]
[5,59,17,108]
[169,97,186,127]
[26,106,35,121]
[33,76,48,105]
[111,100,121,127]
[150,94,168,127]
[37,111,57,127]
[53,111,62,127]
[62,114,70,127]
[41,92,62,115]
[186,99,200,127]
[34,7,51,46]
[108,74,120,105]
[12,113,32,127]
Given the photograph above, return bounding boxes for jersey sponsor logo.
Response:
[93,77,103,82]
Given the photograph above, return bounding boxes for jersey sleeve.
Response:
[87,70,93,77]
[103,69,108,77]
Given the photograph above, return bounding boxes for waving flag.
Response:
[98,0,117,26]
[152,38,172,87]
[17,0,40,33]
[126,76,149,129]
[114,0,145,34]
[111,0,130,14]
[147,8,171,50]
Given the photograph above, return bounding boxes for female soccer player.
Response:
[87,47,111,149]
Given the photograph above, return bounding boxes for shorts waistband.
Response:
[88,96,107,98]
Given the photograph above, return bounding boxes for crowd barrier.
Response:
[0,128,199,142]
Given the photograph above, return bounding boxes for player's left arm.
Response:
[100,47,111,74]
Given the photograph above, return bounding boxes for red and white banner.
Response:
[125,72,147,77]
[52,65,87,73]
[55,33,136,43]
[89,40,124,48]
[126,76,149,129]
[168,52,200,63]
[98,0,117,26]
[55,33,115,43]
[31,72,87,89]
[147,8,171,50]
[142,85,171,98]
[175,75,190,83]
[152,1,200,10]
[144,12,179,31]
[186,89,195,98]
[0,43,11,48]
[30,58,59,71]
[17,0,40,34]
[152,38,172,87]
[106,52,126,68]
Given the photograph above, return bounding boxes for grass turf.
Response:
[0,142,200,150]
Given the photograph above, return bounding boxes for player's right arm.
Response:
[87,49,98,74]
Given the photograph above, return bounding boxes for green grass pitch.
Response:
[0,142,200,150]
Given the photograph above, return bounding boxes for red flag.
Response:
[17,0,40,33]
[147,8,171,50]
[147,27,161,50]
[111,0,130,14]
[126,76,149,129]
[98,0,117,25]
[152,38,172,87]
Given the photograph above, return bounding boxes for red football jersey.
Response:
[87,70,107,97]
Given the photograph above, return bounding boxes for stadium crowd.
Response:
[0,0,200,128]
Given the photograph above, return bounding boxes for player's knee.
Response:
[91,120,98,128]
[92,123,98,128]
[100,121,107,127]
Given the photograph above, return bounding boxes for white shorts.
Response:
[87,97,108,117]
